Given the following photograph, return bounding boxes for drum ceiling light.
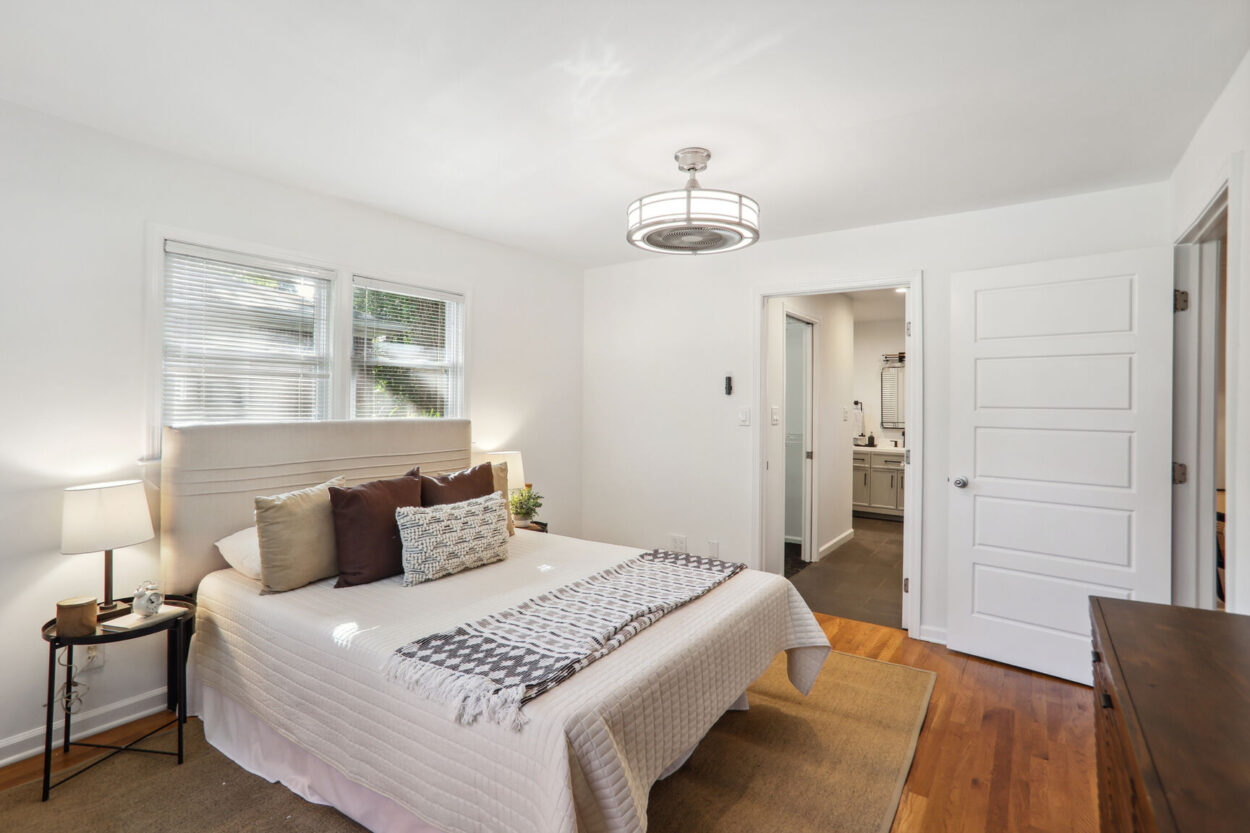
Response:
[626,147,759,255]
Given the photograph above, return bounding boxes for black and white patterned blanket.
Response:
[386,550,745,730]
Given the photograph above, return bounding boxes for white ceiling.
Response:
[844,289,906,323]
[1,1,1247,267]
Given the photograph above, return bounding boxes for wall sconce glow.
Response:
[895,287,907,293]
[626,147,759,255]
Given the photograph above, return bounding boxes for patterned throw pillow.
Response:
[396,492,510,586]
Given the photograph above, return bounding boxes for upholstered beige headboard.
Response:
[159,419,471,595]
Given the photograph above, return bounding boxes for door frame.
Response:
[753,271,925,636]
[1175,180,1231,609]
[783,311,817,562]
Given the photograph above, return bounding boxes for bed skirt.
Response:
[194,681,748,833]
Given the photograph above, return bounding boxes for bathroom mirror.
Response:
[881,365,906,428]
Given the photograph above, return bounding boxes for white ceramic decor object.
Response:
[133,580,164,616]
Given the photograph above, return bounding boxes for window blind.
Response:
[162,241,333,425]
[352,278,464,419]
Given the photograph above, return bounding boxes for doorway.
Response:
[783,315,814,565]
[1174,186,1230,611]
[757,273,924,635]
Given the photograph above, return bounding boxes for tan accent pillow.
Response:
[492,461,516,536]
[255,476,346,593]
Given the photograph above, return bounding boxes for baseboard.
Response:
[0,687,168,768]
[783,535,802,545]
[915,625,947,645]
[817,528,855,560]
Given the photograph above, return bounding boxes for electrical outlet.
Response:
[842,406,849,421]
[84,645,104,669]
[670,534,687,552]
[707,540,719,557]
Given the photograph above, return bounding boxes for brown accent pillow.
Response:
[330,475,423,587]
[410,462,496,507]
[491,461,516,536]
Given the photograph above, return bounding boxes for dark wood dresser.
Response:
[1091,597,1250,833]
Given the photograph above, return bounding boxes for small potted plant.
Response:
[509,486,543,527]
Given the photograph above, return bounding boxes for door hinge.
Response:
[1174,289,1189,312]
[906,321,912,336]
[1172,462,1188,484]
[905,449,910,464]
[903,577,910,593]
[805,450,813,460]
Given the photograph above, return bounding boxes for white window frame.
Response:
[347,274,467,420]
[144,225,471,458]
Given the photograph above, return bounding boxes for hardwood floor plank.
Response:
[0,710,179,793]
[813,613,1096,833]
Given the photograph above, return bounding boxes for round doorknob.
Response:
[953,477,969,489]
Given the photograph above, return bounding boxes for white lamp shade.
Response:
[481,451,526,491]
[62,480,155,554]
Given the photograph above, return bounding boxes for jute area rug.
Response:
[2,651,933,833]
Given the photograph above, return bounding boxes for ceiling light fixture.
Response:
[626,147,759,255]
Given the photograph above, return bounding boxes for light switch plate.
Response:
[770,406,780,425]
[738,408,751,426]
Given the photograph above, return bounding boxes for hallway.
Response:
[786,516,904,628]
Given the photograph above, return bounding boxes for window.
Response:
[158,239,464,431]
[352,279,464,419]
[162,242,333,425]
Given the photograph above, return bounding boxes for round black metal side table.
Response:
[39,595,195,801]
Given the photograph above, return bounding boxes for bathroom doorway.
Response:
[758,274,924,634]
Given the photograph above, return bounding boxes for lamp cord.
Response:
[53,648,89,714]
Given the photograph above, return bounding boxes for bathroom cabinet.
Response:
[852,448,904,517]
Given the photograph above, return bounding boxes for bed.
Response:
[161,419,831,833]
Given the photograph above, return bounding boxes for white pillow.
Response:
[396,492,510,586]
[214,526,262,581]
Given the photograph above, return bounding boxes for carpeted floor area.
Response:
[2,650,933,833]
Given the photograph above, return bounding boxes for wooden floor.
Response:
[813,614,1098,833]
[0,710,179,794]
[1,616,1096,833]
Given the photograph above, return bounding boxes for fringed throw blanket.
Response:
[387,550,745,730]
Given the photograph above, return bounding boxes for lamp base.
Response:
[98,600,121,612]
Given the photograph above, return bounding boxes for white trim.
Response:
[752,270,925,639]
[142,223,471,458]
[0,686,168,768]
[1174,154,1243,613]
[916,625,947,645]
[818,527,855,559]
[782,309,818,563]
[783,535,802,545]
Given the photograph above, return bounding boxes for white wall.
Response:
[853,319,907,446]
[582,181,1170,641]
[0,100,584,764]
[1168,49,1250,613]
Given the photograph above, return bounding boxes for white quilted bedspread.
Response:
[192,530,831,833]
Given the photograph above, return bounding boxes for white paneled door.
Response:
[947,249,1173,684]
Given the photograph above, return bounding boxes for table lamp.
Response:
[481,450,526,491]
[61,480,154,611]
